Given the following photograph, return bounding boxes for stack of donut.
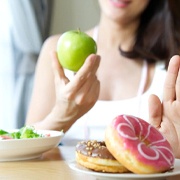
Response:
[75,114,175,174]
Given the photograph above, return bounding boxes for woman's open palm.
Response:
[149,55,180,158]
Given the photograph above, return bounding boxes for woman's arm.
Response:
[148,55,180,158]
[26,35,101,132]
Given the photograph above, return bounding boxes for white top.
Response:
[61,28,166,145]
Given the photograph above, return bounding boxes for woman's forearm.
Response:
[27,104,77,133]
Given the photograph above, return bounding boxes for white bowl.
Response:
[0,129,64,161]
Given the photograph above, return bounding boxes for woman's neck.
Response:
[98,15,140,51]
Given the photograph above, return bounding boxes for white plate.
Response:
[69,159,180,180]
[0,129,64,162]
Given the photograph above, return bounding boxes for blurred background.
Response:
[50,0,100,34]
[0,0,100,129]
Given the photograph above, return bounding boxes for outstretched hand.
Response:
[149,55,180,158]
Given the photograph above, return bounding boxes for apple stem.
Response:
[78,28,81,34]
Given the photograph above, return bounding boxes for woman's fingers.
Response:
[51,53,101,103]
[148,94,162,128]
[51,51,69,85]
[163,55,180,102]
[66,54,101,93]
[75,75,100,105]
[175,56,180,101]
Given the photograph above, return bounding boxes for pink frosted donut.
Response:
[105,114,175,174]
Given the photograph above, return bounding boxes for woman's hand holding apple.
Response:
[50,51,101,132]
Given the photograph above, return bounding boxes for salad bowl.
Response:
[0,127,64,161]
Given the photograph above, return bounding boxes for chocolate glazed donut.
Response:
[75,140,129,173]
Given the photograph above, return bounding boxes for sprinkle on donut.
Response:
[105,114,175,174]
[75,140,130,173]
[76,140,116,159]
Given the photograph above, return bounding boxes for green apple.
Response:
[57,29,97,72]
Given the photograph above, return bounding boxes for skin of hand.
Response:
[148,55,180,158]
[49,51,101,132]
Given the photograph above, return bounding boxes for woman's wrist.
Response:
[32,104,76,132]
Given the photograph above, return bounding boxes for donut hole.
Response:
[138,135,150,147]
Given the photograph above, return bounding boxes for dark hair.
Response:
[120,0,180,69]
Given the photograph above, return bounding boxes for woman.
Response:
[26,0,180,158]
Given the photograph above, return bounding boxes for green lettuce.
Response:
[0,126,43,139]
